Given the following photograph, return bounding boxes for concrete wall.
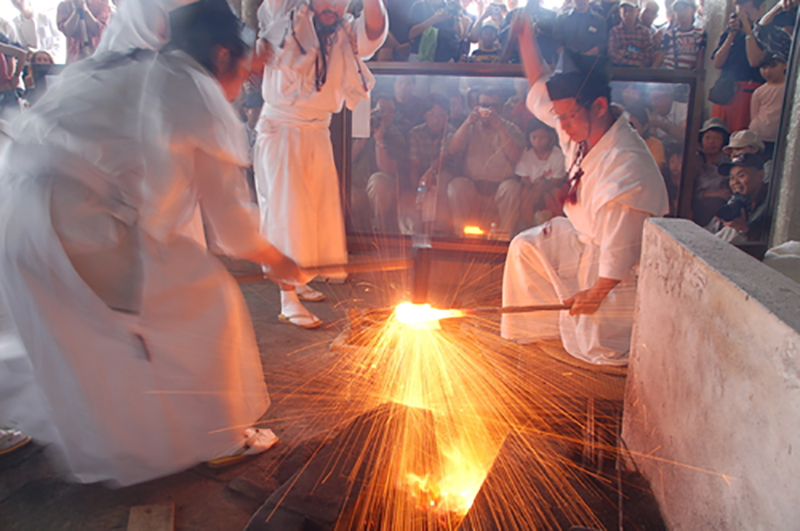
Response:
[622,218,800,530]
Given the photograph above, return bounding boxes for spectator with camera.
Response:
[753,0,797,62]
[706,153,769,243]
[56,0,111,63]
[709,0,766,133]
[608,0,656,67]
[351,94,408,233]
[409,95,457,233]
[499,1,559,66]
[408,0,470,62]
[553,0,608,55]
[447,89,525,238]
[469,1,506,43]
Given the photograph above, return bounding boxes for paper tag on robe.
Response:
[351,98,371,139]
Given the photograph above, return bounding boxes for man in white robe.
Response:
[0,0,306,486]
[254,0,387,328]
[502,23,669,367]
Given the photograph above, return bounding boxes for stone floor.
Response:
[0,258,664,530]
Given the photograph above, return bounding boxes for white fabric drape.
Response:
[0,48,268,486]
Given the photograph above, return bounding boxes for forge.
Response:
[242,297,665,531]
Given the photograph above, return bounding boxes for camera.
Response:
[717,193,752,222]
[444,1,462,16]
[370,108,383,131]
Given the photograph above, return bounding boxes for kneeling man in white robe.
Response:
[501,25,669,366]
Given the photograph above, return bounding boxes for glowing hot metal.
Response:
[395,302,464,329]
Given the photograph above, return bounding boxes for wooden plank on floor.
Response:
[127,503,175,531]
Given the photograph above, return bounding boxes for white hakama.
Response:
[502,81,669,365]
[0,50,270,486]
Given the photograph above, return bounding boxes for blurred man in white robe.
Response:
[502,22,668,367]
[254,0,387,328]
[0,0,307,486]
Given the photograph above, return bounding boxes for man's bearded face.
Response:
[312,0,349,26]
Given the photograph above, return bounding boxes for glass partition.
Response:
[343,65,696,248]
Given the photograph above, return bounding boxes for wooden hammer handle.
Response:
[234,257,412,285]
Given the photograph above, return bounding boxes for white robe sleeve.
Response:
[596,201,651,280]
[526,80,560,131]
[353,2,389,60]
[194,150,263,258]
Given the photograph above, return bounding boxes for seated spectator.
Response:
[626,102,665,169]
[723,128,765,157]
[56,0,110,63]
[592,0,622,32]
[707,153,769,243]
[408,0,470,62]
[469,19,502,61]
[749,52,786,157]
[753,0,797,63]
[351,95,408,233]
[11,0,63,63]
[553,0,608,55]
[647,84,687,143]
[392,76,427,134]
[499,0,559,65]
[662,143,683,215]
[723,128,772,179]
[409,95,457,232]
[653,0,706,70]
[693,118,732,226]
[709,0,767,132]
[447,89,525,238]
[608,0,656,67]
[515,118,566,229]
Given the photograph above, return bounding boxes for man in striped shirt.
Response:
[653,0,706,70]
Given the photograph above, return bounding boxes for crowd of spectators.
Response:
[0,0,795,244]
[1,0,112,117]
[357,0,796,243]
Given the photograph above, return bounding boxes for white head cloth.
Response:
[95,0,198,54]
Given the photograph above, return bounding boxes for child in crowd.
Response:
[469,20,502,62]
[515,118,566,229]
[662,143,683,216]
[626,102,666,170]
[608,0,656,67]
[654,0,706,70]
[693,118,732,226]
[749,53,786,158]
